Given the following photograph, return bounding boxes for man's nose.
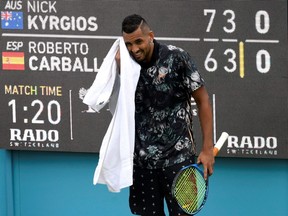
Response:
[131,44,139,53]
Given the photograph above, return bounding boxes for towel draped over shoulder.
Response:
[83,37,140,192]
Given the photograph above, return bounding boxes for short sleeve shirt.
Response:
[134,40,205,169]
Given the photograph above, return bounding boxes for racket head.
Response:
[172,164,208,215]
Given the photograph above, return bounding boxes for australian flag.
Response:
[1,11,23,30]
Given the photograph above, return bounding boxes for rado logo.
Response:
[227,136,277,149]
[10,128,59,142]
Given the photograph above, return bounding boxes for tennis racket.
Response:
[172,132,229,215]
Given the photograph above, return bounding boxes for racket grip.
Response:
[213,132,229,156]
[213,148,220,156]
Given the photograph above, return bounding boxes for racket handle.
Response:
[213,132,229,156]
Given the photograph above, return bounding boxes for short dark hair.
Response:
[122,14,149,33]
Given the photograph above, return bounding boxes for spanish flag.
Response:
[2,52,25,70]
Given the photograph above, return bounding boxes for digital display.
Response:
[0,0,287,159]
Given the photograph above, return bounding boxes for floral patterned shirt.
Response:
[134,40,204,169]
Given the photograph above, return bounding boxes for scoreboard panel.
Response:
[0,0,287,158]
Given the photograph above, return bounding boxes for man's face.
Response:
[123,27,154,63]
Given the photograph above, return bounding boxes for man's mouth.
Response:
[133,52,142,59]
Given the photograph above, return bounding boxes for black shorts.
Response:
[129,158,195,216]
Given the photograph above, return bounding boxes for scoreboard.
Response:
[0,0,287,159]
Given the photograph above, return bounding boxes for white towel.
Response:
[83,37,140,192]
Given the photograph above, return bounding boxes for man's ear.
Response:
[148,31,154,41]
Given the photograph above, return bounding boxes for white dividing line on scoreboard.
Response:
[245,39,279,43]
[156,37,200,42]
[1,33,119,40]
[1,33,280,44]
[222,39,238,42]
[203,38,219,42]
[1,33,201,41]
[69,90,74,140]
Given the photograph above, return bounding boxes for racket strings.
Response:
[173,167,207,214]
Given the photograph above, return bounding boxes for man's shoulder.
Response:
[159,43,185,53]
[158,43,185,57]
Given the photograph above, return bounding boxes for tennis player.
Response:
[117,14,214,216]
